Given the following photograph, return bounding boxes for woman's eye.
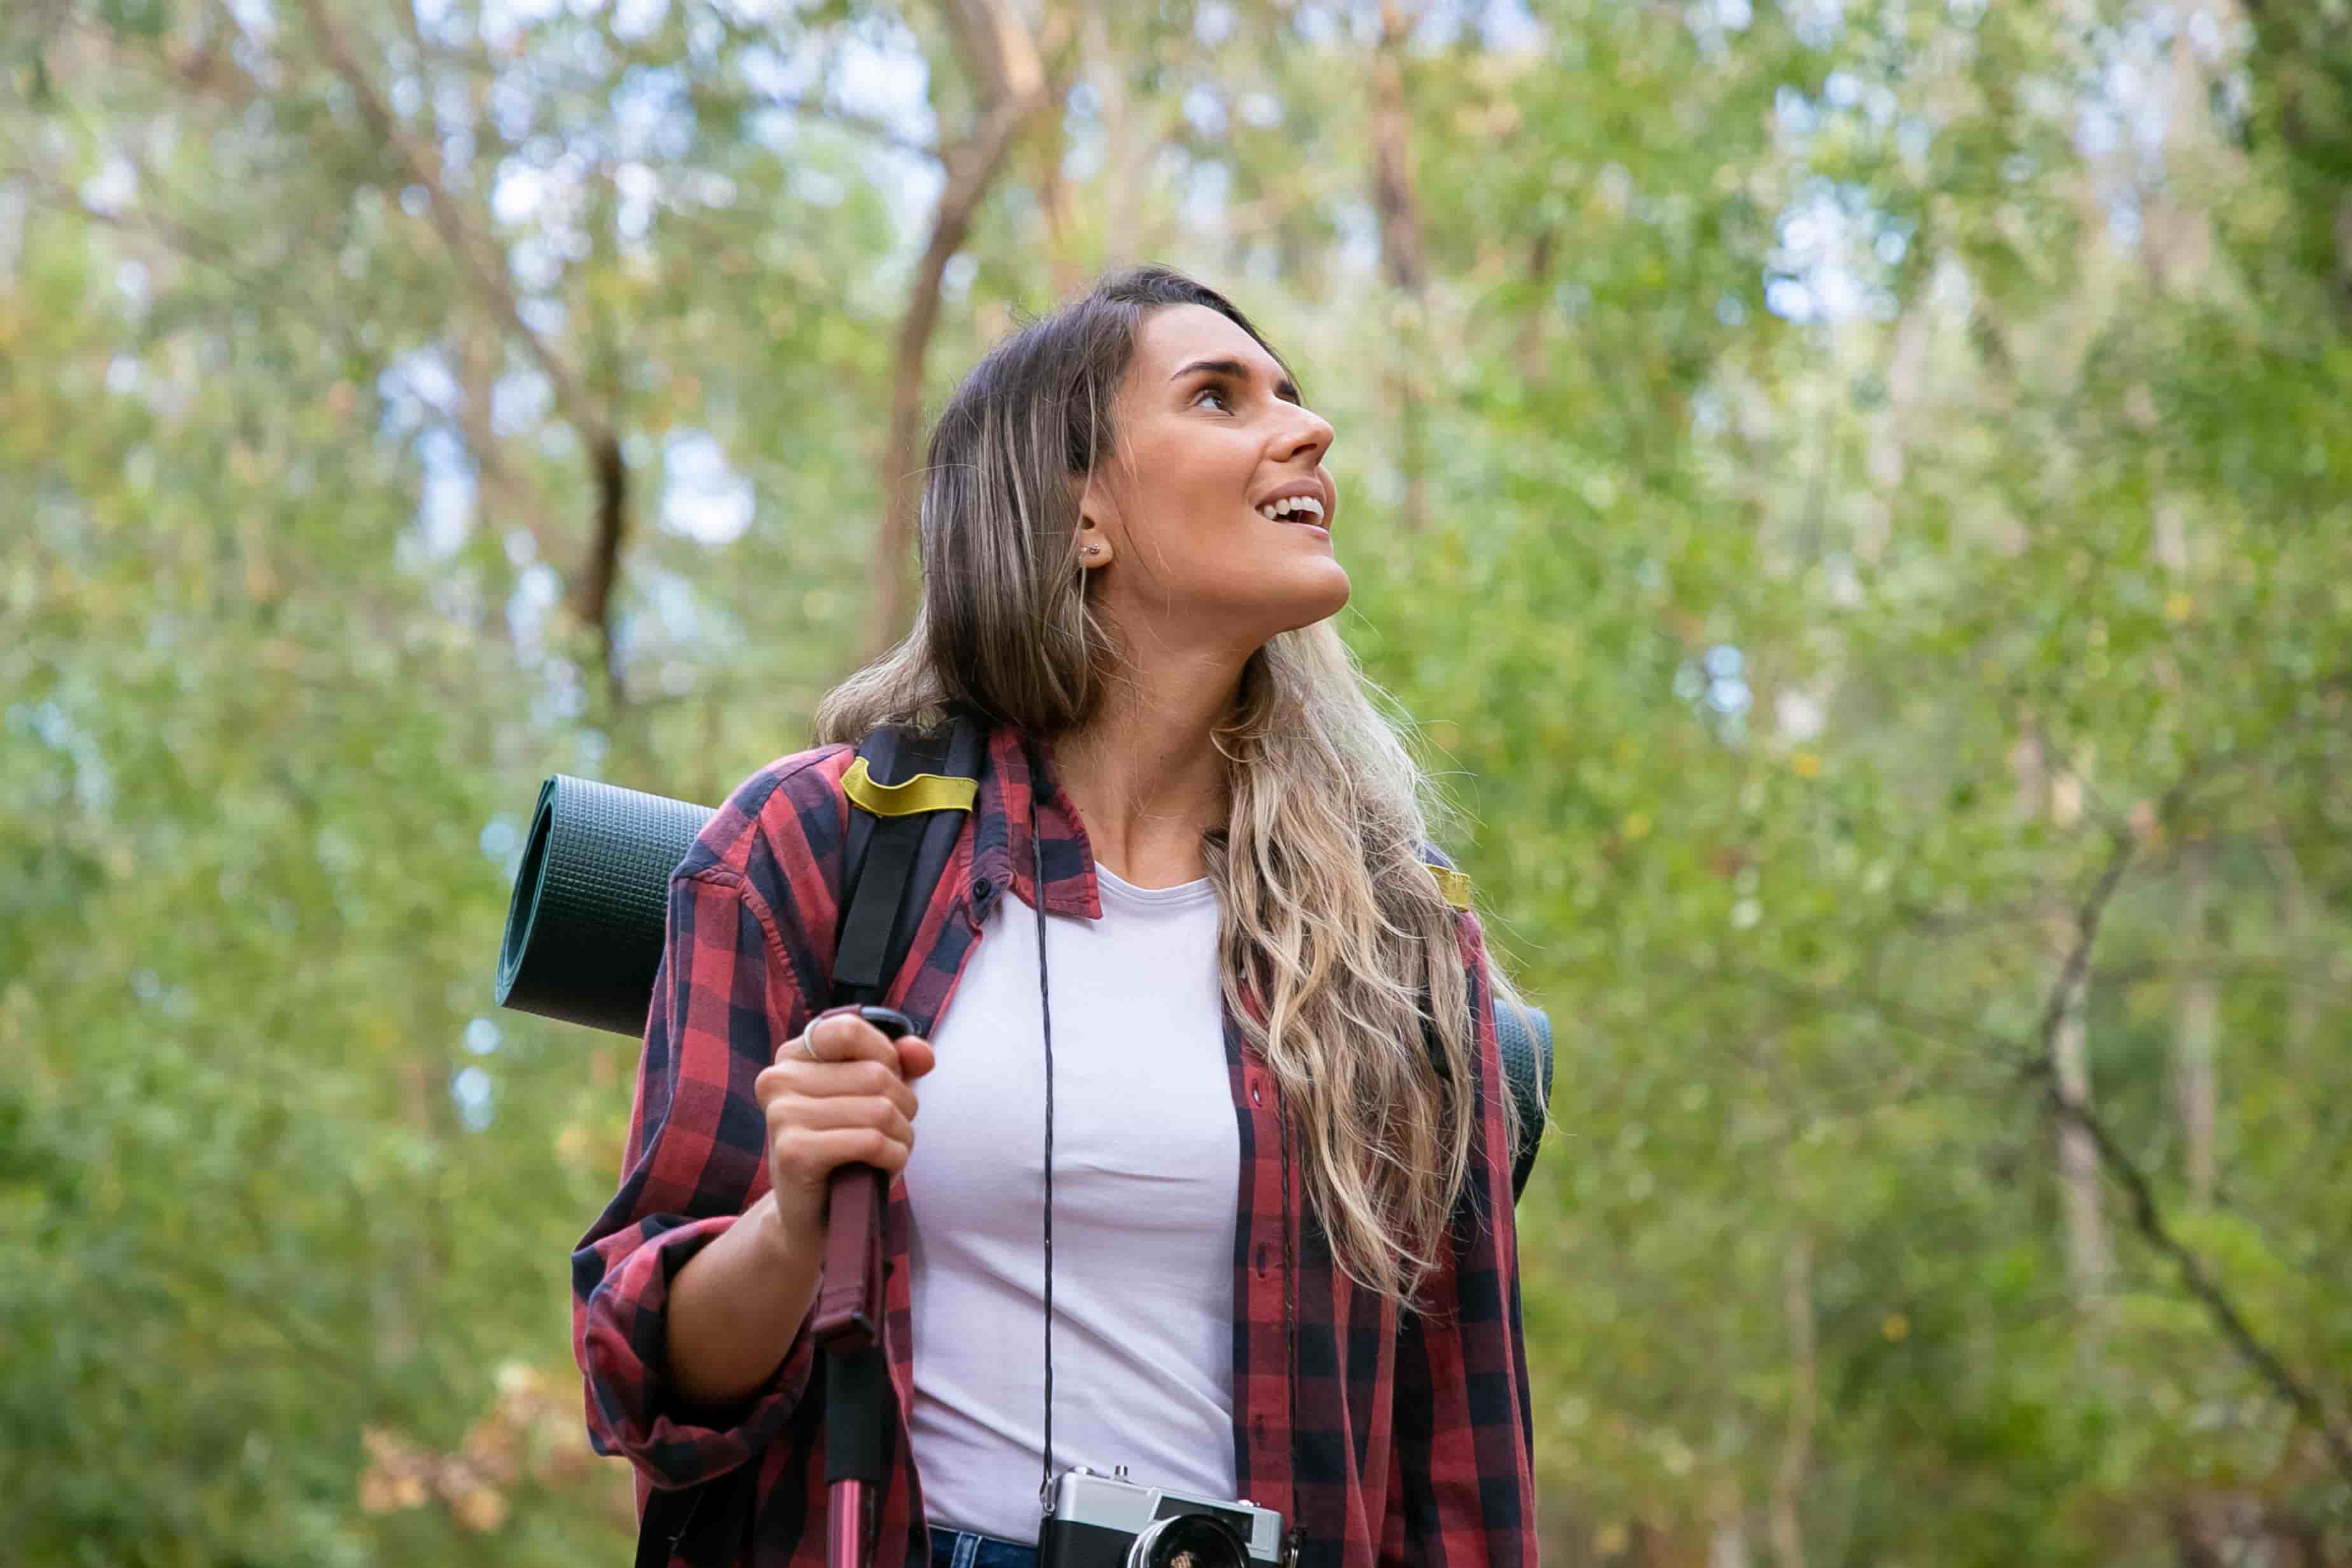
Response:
[1193,386,1230,411]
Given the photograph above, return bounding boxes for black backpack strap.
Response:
[635,1492,686,1568]
[635,1473,745,1568]
[832,709,987,1008]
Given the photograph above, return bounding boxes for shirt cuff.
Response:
[577,1212,817,1490]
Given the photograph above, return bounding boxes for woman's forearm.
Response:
[663,1190,825,1412]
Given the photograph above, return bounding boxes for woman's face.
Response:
[1075,303,1347,654]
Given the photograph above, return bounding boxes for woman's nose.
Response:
[1271,407,1335,464]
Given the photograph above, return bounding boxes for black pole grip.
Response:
[823,1345,897,1487]
[822,1004,911,1495]
[853,1006,912,1040]
[814,1007,910,1351]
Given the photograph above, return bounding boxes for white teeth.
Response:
[1256,495,1325,522]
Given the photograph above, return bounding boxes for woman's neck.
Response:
[1049,652,1242,890]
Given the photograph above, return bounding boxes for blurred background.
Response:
[6,0,2351,1563]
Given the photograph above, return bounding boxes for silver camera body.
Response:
[1037,1467,1288,1568]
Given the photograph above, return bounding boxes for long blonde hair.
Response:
[815,265,1530,1306]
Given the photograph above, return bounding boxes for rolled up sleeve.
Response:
[570,865,815,1491]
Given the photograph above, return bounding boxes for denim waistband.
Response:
[927,1526,1040,1568]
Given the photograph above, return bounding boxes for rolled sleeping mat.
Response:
[493,774,717,1037]
[493,772,1556,1191]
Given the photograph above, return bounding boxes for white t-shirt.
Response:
[903,862,1240,1543]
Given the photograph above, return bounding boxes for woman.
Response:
[573,265,1537,1568]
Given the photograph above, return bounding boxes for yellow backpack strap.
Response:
[1426,862,1472,911]
[842,754,978,817]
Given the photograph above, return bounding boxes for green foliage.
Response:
[4,0,2349,1563]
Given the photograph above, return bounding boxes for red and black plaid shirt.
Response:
[572,721,1537,1568]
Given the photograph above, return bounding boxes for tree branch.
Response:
[294,0,601,447]
[1698,757,2351,1488]
[1770,1223,1815,1568]
[10,170,238,269]
[865,0,1058,654]
[583,430,629,705]
[293,0,631,694]
[758,92,942,160]
[1370,0,1430,533]
[2046,1073,2352,1485]
[2023,778,2352,1489]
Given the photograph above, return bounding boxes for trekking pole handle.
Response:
[811,1005,911,1352]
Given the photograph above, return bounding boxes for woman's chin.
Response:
[1269,566,1351,632]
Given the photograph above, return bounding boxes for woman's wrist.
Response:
[664,1190,827,1413]
[750,1186,825,1267]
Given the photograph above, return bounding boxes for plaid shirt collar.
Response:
[962,721,1104,927]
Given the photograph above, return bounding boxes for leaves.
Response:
[4,0,2351,1562]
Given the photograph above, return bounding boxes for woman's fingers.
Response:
[799,1011,910,1068]
[755,1056,918,1122]
[893,1034,937,1081]
[755,1014,932,1206]
[771,1124,916,1183]
[795,1055,918,1110]
[781,1092,915,1150]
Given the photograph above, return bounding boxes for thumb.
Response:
[895,1035,938,1082]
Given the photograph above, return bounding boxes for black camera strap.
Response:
[1032,801,1059,1510]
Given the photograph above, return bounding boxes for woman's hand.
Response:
[753,1010,938,1240]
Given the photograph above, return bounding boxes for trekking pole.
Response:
[811,1004,911,1568]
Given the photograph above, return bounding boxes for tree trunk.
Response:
[1370,0,1429,533]
[2257,827,2316,1065]
[2020,721,2110,1330]
[1083,9,1136,269]
[2051,907,2111,1327]
[866,0,1052,656]
[579,430,629,705]
[2139,1,2224,295]
[1033,90,1084,301]
[1370,1,1427,295]
[1768,1229,1814,1568]
[2011,716,2047,822]
[2175,838,2220,1205]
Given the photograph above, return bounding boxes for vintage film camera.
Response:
[1039,1467,1288,1568]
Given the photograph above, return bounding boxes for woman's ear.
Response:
[1072,473,1113,568]
[1077,521,1113,568]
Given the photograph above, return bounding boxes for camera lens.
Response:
[1125,1514,1249,1568]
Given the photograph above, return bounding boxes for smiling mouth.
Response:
[1255,495,1327,526]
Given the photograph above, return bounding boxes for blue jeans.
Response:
[928,1527,1040,1568]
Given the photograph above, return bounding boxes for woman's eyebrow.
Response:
[1169,357,1302,402]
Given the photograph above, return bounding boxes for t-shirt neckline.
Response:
[1092,860,1216,909]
